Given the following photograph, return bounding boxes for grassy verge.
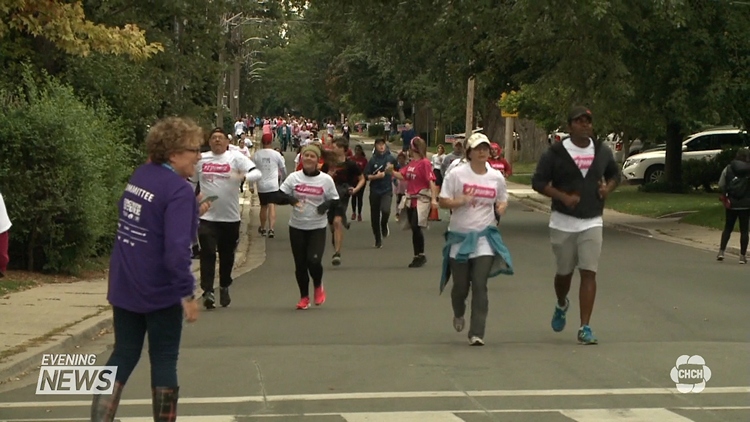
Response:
[605,185,725,231]
[508,174,532,185]
[0,256,109,296]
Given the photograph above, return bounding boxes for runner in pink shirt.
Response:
[387,137,438,268]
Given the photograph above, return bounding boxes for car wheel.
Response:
[644,165,665,184]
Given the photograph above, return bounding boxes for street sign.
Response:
[444,135,457,144]
[501,110,518,118]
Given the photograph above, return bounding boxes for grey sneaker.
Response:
[469,336,485,346]
[453,317,465,332]
[717,250,725,261]
[741,255,747,264]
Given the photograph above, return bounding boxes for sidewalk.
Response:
[0,189,264,385]
[505,181,733,257]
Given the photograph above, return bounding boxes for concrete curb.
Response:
[0,190,263,384]
[510,193,740,257]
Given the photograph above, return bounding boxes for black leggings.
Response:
[351,187,365,215]
[289,227,327,297]
[106,304,182,387]
[406,207,425,256]
[720,209,750,254]
[198,220,241,293]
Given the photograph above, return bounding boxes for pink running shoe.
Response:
[314,286,326,306]
[296,297,310,310]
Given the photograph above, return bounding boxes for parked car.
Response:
[621,128,748,184]
[601,133,643,162]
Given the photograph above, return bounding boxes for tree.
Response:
[0,0,163,59]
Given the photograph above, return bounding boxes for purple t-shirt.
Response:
[108,163,198,313]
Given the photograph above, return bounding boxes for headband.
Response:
[301,144,321,158]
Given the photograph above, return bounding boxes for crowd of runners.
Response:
[191,108,618,348]
[94,107,619,420]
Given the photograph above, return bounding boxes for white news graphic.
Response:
[670,354,712,393]
[35,354,117,395]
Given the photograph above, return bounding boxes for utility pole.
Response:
[465,77,475,140]
[216,51,225,128]
[229,25,241,120]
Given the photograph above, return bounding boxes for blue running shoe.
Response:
[577,325,598,345]
[551,298,569,332]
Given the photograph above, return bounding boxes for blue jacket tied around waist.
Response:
[440,225,514,294]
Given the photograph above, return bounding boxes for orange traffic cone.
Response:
[428,206,441,221]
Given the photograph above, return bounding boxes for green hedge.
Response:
[0,73,138,273]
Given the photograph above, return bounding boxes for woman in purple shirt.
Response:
[91,117,211,422]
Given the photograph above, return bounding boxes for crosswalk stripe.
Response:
[4,386,749,408]
[115,418,235,422]
[560,408,694,421]
[341,412,464,421]
[3,408,748,422]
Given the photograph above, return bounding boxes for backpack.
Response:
[726,169,750,199]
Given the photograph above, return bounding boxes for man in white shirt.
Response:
[192,128,262,309]
[253,137,287,238]
[531,106,620,345]
[234,118,245,138]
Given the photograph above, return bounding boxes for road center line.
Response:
[1,386,749,408]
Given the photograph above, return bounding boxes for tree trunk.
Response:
[482,100,505,144]
[397,100,406,122]
[664,120,684,192]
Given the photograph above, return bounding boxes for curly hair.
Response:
[146,117,204,164]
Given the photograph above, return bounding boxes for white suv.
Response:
[621,128,748,184]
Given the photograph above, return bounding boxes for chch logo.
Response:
[670,355,711,393]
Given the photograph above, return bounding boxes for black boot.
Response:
[152,386,179,422]
[91,380,124,422]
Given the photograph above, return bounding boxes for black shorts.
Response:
[327,196,350,225]
[258,190,282,206]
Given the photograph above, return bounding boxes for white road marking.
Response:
[1,386,748,408]
[2,407,748,421]
[560,408,694,421]
[341,412,464,421]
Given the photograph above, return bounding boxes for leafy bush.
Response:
[681,158,714,191]
[681,148,741,192]
[0,72,137,273]
[368,123,385,137]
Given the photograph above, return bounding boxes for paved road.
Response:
[0,144,748,421]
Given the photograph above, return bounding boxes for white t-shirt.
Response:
[432,153,445,170]
[327,123,335,135]
[237,146,250,157]
[299,130,311,142]
[280,171,339,230]
[234,121,244,136]
[441,164,507,258]
[549,138,602,233]
[193,150,256,222]
[0,192,11,233]
[253,148,286,193]
[445,158,491,177]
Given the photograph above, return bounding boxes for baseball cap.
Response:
[568,106,592,123]
[467,133,491,149]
